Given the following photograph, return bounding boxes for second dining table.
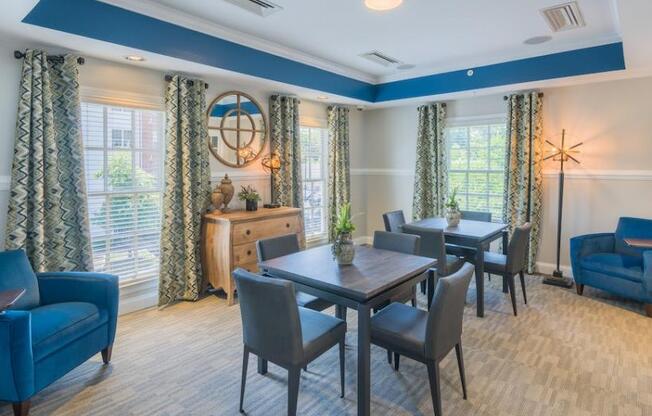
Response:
[258,243,436,416]
[409,217,509,318]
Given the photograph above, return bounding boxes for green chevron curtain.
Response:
[270,95,303,208]
[412,103,447,221]
[158,75,211,306]
[327,106,351,242]
[504,92,544,273]
[5,50,92,272]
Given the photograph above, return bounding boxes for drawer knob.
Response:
[286,223,290,228]
[247,250,252,256]
[246,229,251,235]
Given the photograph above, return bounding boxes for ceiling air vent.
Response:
[224,0,283,17]
[541,1,586,32]
[359,51,402,67]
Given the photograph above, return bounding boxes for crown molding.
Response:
[80,86,164,110]
[99,0,377,84]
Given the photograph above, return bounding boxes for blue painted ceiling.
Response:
[22,0,626,103]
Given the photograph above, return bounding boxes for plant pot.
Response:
[245,199,258,211]
[333,232,355,265]
[446,209,461,227]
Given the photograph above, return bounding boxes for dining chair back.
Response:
[460,210,492,222]
[506,223,532,274]
[382,210,406,233]
[426,263,474,361]
[373,230,420,255]
[401,224,448,274]
[256,233,300,262]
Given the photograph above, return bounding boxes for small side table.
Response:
[624,238,652,249]
[0,289,25,314]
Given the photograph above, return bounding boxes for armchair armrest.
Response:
[570,233,615,284]
[0,311,34,402]
[643,252,652,295]
[37,272,119,344]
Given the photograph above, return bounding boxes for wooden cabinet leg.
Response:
[12,401,30,416]
[575,284,584,296]
[102,345,113,364]
[645,304,652,318]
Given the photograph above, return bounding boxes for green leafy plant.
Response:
[446,186,460,211]
[333,202,356,235]
[237,185,261,202]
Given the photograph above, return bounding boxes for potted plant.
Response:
[237,185,261,211]
[332,203,356,265]
[445,187,462,227]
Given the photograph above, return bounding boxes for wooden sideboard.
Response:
[202,207,305,305]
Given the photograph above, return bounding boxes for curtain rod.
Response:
[503,92,544,100]
[14,50,85,65]
[164,75,209,89]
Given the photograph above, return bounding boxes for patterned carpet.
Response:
[1,274,651,416]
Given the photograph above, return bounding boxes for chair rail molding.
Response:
[350,169,652,181]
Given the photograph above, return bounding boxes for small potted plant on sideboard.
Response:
[332,202,356,265]
[237,185,261,211]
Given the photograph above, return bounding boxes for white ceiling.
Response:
[148,0,622,82]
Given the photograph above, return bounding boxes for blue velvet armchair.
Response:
[570,217,652,317]
[0,250,119,416]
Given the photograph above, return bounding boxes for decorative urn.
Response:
[219,174,234,211]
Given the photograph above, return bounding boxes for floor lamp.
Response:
[543,129,582,288]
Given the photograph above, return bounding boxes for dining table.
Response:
[258,243,436,416]
[409,217,509,318]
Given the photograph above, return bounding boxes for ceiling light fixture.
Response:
[364,0,403,11]
[524,35,552,45]
[125,55,145,62]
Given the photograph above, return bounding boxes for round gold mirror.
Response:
[207,91,267,167]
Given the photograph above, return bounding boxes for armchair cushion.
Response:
[30,302,108,362]
[0,250,40,310]
[580,253,643,283]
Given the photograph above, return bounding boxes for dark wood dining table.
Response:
[258,244,436,416]
[410,217,509,318]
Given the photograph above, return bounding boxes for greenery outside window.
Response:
[81,102,165,283]
[446,118,507,222]
[300,125,329,242]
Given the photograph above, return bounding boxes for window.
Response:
[446,120,507,222]
[300,126,329,241]
[81,102,165,283]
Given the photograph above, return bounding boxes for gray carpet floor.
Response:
[1,274,651,415]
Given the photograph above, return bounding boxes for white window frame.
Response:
[445,114,507,222]
[299,123,329,245]
[81,100,165,286]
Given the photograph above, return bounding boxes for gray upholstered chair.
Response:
[257,234,344,318]
[233,269,346,416]
[370,263,474,416]
[382,210,406,233]
[460,210,492,222]
[401,224,465,303]
[468,223,532,316]
[373,231,420,308]
[447,210,492,259]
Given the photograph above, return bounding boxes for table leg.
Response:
[502,231,509,294]
[357,304,371,416]
[427,269,435,310]
[474,245,485,318]
[257,357,268,375]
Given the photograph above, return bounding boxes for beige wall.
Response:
[360,77,652,274]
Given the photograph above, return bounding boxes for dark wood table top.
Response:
[0,289,25,313]
[410,217,508,241]
[624,238,652,249]
[259,244,436,303]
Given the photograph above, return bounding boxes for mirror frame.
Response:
[206,90,268,168]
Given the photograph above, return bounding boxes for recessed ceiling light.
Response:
[364,0,403,11]
[524,36,552,45]
[125,55,145,62]
[316,95,329,100]
[397,64,415,70]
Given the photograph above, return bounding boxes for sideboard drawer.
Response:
[232,215,301,245]
[233,242,258,266]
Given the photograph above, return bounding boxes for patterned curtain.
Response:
[270,95,303,208]
[327,106,351,242]
[412,103,447,220]
[5,50,92,272]
[504,92,544,273]
[158,75,211,306]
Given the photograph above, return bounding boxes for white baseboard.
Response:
[119,278,159,315]
[535,261,574,278]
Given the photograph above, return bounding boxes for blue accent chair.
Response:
[570,217,652,317]
[0,250,119,416]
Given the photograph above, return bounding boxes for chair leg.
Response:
[339,338,345,398]
[507,274,517,316]
[336,305,347,322]
[502,276,508,293]
[411,286,417,307]
[288,366,301,416]
[239,347,249,413]
[576,284,584,296]
[420,280,426,294]
[257,357,268,375]
[426,361,443,416]
[394,353,400,371]
[644,304,652,318]
[12,401,30,416]
[455,343,467,400]
[387,349,393,364]
[101,345,113,364]
[519,271,527,304]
